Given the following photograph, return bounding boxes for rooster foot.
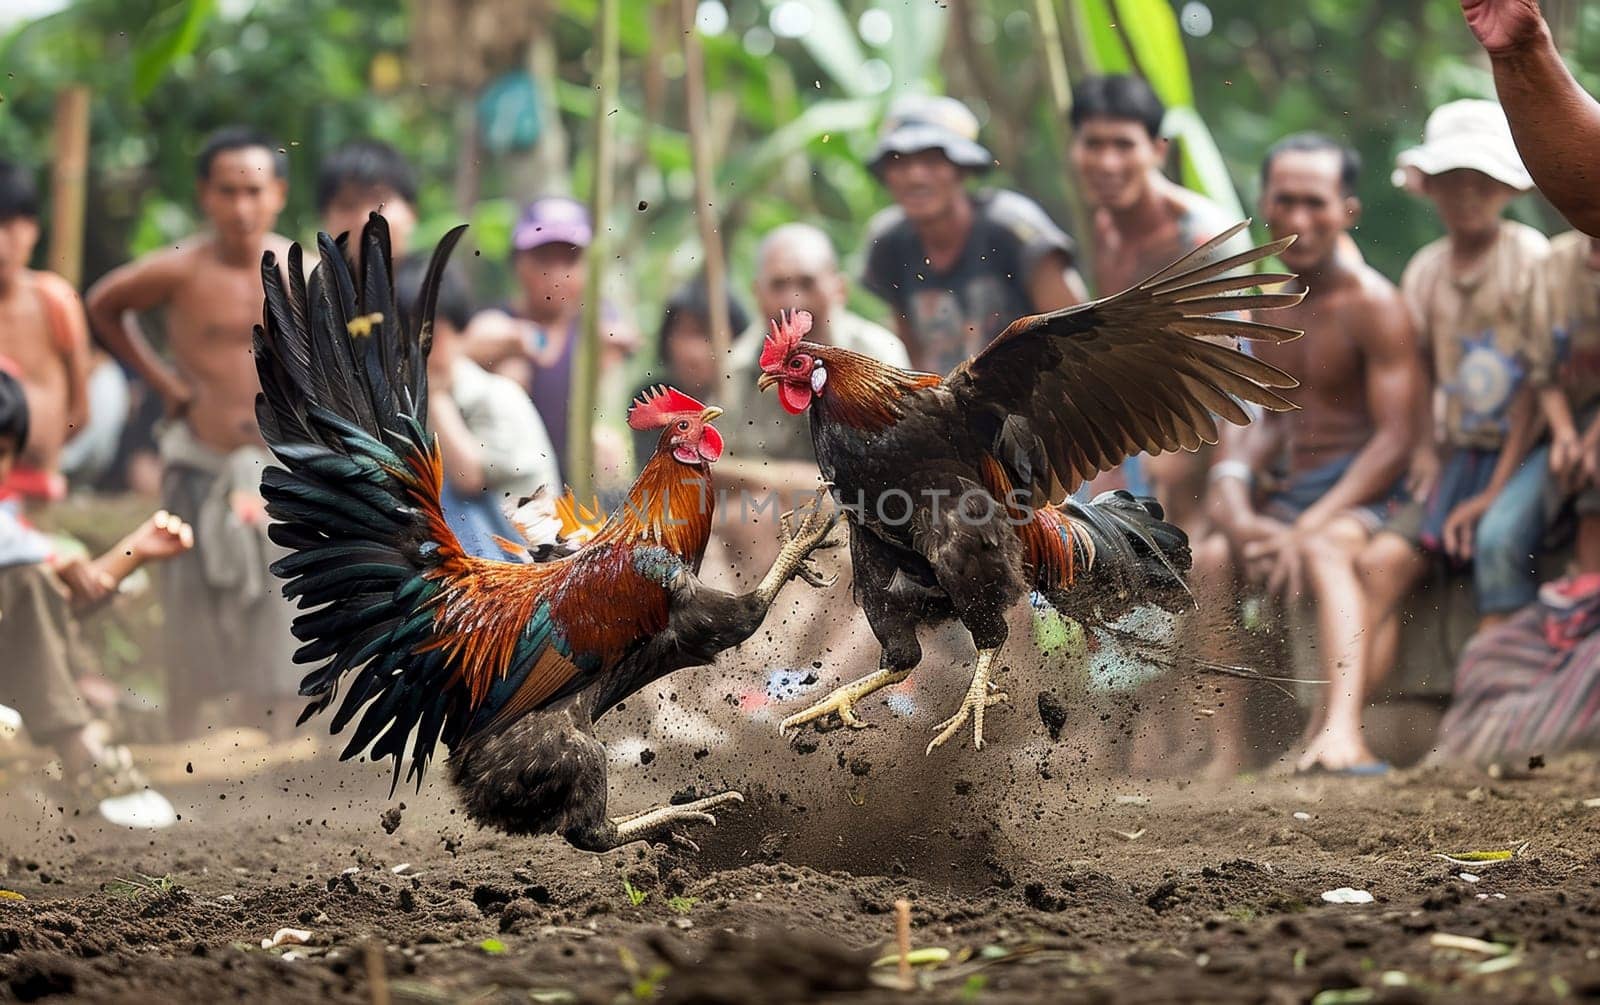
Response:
[612,790,744,849]
[778,667,911,736]
[926,649,1007,755]
[759,487,843,600]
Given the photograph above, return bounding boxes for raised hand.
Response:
[1461,0,1547,55]
[129,510,195,562]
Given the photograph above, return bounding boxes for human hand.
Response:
[229,489,269,527]
[1461,0,1548,56]
[52,554,115,608]
[157,372,195,418]
[1237,515,1300,595]
[1582,427,1600,489]
[1405,445,1442,502]
[1550,427,1585,491]
[129,509,195,562]
[1442,493,1493,560]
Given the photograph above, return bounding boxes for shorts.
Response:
[1263,452,1403,532]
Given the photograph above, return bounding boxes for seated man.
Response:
[1195,135,1424,777]
[0,368,190,827]
[1529,229,1600,584]
[1331,101,1549,772]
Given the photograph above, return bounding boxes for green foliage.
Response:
[664,895,697,915]
[620,876,647,907]
[131,0,216,100]
[1186,0,1565,279]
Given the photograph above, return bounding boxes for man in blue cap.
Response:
[861,95,1086,374]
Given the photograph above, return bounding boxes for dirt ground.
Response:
[4,672,1600,1005]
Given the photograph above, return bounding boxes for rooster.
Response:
[253,215,837,850]
[758,222,1303,753]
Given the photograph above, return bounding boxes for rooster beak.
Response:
[756,373,778,392]
[700,406,724,422]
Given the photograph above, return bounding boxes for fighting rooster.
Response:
[253,216,836,850]
[758,222,1303,753]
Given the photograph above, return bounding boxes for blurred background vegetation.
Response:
[0,0,1594,342]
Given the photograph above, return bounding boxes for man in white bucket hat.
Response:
[1294,98,1551,774]
[1392,99,1534,195]
[1461,0,1600,237]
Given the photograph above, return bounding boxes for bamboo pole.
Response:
[679,0,732,373]
[566,0,619,498]
[1030,0,1094,289]
[47,86,91,288]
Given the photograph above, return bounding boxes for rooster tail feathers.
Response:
[255,214,477,784]
[1054,490,1191,604]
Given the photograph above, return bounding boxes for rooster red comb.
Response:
[758,309,814,372]
[627,385,714,431]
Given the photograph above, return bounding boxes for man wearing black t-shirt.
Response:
[861,96,1086,374]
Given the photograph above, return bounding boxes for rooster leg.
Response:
[611,790,745,851]
[778,667,911,735]
[925,648,1008,754]
[754,487,840,606]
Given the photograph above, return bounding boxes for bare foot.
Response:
[1295,725,1379,773]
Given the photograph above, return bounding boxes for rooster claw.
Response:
[796,558,837,589]
[611,791,743,849]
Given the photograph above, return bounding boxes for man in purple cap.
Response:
[466,196,637,481]
[861,95,1086,375]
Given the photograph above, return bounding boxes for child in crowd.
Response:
[0,368,191,827]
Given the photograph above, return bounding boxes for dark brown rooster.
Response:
[253,215,837,849]
[757,222,1303,753]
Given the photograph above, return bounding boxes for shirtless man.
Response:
[1069,75,1252,532]
[87,126,299,739]
[0,159,91,504]
[1195,134,1424,776]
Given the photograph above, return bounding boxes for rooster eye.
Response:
[676,420,690,431]
[789,358,803,369]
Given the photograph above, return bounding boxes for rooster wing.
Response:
[943,221,1304,506]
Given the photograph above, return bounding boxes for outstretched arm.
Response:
[1463,0,1600,236]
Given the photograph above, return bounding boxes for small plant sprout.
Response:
[666,895,697,915]
[621,876,648,907]
[104,873,181,901]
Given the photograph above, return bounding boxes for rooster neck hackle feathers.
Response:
[807,343,942,430]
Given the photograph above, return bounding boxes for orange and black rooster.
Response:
[253,216,836,850]
[759,222,1303,754]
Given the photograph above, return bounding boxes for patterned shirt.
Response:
[1525,230,1600,415]
[1400,220,1549,449]
[861,189,1075,374]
